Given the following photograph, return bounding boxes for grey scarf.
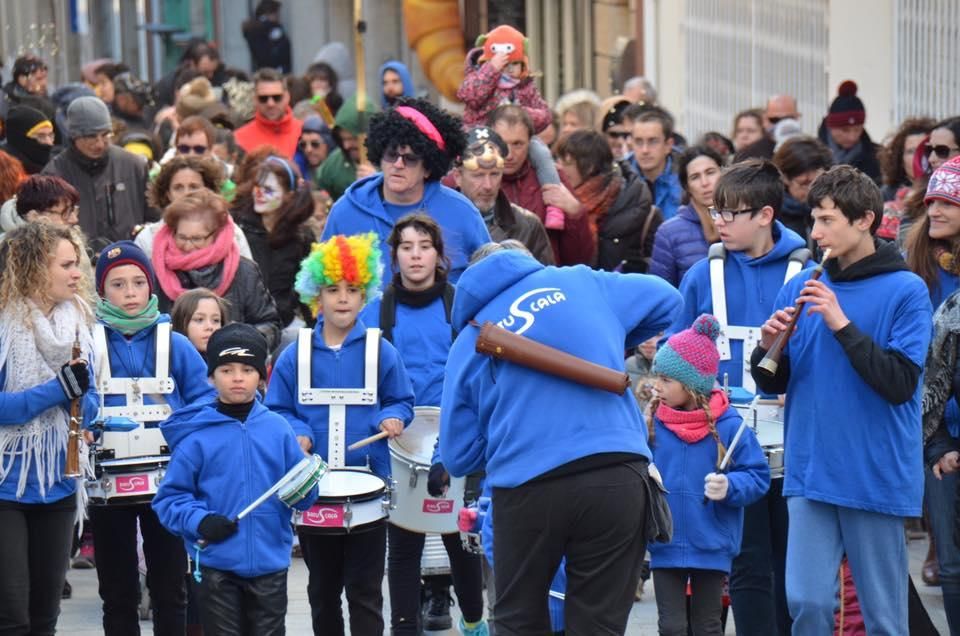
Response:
[921,289,960,442]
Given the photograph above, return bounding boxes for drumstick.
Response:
[347,430,390,451]
[703,419,749,505]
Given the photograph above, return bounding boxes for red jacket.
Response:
[234,107,303,160]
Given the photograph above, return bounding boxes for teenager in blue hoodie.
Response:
[0,223,97,634]
[265,232,414,635]
[321,97,490,288]
[648,314,770,636]
[153,323,319,635]
[668,159,810,635]
[440,243,682,634]
[751,166,933,634]
[360,213,487,635]
[90,241,215,636]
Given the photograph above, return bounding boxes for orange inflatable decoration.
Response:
[402,0,465,102]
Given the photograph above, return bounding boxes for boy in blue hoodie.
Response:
[440,243,682,634]
[751,165,933,634]
[153,323,318,635]
[669,159,809,635]
[265,232,414,635]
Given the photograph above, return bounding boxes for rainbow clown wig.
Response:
[295,232,383,316]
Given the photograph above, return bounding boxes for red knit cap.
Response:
[826,80,865,128]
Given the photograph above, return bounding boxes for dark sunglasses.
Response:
[924,144,960,160]
[257,94,284,104]
[300,140,324,149]
[383,148,422,167]
[177,144,208,155]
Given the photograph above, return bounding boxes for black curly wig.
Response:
[365,97,466,182]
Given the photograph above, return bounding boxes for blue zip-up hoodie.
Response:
[439,250,682,487]
[670,222,808,388]
[773,260,932,516]
[378,61,415,108]
[265,316,415,478]
[95,316,216,420]
[322,175,490,288]
[152,399,316,578]
[360,291,452,407]
[0,364,97,504]
[648,402,770,572]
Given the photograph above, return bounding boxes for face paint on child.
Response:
[254,172,285,214]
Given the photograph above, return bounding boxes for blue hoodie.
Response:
[322,176,490,288]
[439,250,682,487]
[264,316,415,478]
[378,61,415,108]
[95,316,216,419]
[774,262,932,516]
[669,222,808,388]
[647,404,770,572]
[152,399,316,578]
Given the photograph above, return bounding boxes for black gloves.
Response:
[198,514,238,543]
[57,361,89,400]
[427,462,451,497]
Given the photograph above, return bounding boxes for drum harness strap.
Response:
[709,244,809,393]
[296,328,380,469]
[379,282,457,343]
[93,322,174,423]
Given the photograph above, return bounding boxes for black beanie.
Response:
[4,106,53,169]
[206,323,268,379]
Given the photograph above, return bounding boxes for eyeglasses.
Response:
[383,148,422,167]
[176,144,208,155]
[299,140,324,149]
[78,131,113,143]
[257,94,285,104]
[924,144,960,160]
[174,229,216,246]
[709,206,761,222]
[41,205,79,222]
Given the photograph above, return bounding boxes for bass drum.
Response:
[388,406,465,534]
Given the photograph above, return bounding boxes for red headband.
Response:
[394,105,446,151]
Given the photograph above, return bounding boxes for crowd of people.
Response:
[0,2,958,635]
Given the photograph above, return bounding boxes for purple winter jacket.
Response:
[649,204,710,287]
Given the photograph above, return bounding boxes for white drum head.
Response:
[316,469,386,499]
[389,406,440,465]
[99,455,170,468]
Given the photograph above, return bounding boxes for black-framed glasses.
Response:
[709,206,761,222]
[924,144,960,160]
[41,204,79,222]
[176,144,208,155]
[300,140,324,149]
[257,94,284,104]
[174,229,216,246]
[383,148,422,167]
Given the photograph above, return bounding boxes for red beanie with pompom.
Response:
[826,80,866,128]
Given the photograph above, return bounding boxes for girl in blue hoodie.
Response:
[89,241,215,636]
[648,314,769,636]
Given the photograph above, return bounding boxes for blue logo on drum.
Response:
[496,287,567,335]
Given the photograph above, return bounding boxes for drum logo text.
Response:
[497,287,567,335]
[422,499,454,514]
[304,505,343,526]
[116,474,149,493]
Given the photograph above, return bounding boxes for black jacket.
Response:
[597,170,661,273]
[818,120,882,184]
[156,256,282,352]
[486,191,555,266]
[242,17,291,73]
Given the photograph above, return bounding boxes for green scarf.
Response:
[96,295,161,335]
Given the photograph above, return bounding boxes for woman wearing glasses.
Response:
[151,188,281,350]
[896,117,960,247]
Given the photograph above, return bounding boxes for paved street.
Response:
[58,534,947,634]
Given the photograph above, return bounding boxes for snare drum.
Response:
[295,468,390,534]
[88,455,169,504]
[388,406,465,534]
[731,393,785,479]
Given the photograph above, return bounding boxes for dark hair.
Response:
[252,67,284,87]
[879,117,934,188]
[214,127,241,160]
[234,156,314,247]
[553,129,613,181]
[16,175,79,217]
[171,287,231,341]
[366,97,465,182]
[173,66,203,93]
[631,106,674,140]
[176,115,216,147]
[285,75,310,105]
[678,145,724,194]
[13,55,46,81]
[387,213,451,278]
[806,165,883,234]
[772,136,833,181]
[149,155,225,208]
[255,0,281,17]
[486,104,534,139]
[305,62,339,92]
[698,132,734,157]
[713,158,784,216]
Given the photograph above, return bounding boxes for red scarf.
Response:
[152,217,241,299]
[573,172,622,245]
[656,389,729,443]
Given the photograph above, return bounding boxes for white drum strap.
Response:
[297,328,380,469]
[94,323,174,422]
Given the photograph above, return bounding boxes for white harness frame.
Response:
[297,328,380,469]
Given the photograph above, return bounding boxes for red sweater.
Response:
[234,107,303,160]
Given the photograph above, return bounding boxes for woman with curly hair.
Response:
[232,154,315,347]
[321,97,491,287]
[0,223,95,634]
[136,155,252,259]
[876,117,935,241]
[151,188,281,350]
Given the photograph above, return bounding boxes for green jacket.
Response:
[315,94,378,201]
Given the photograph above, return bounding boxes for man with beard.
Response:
[315,94,377,201]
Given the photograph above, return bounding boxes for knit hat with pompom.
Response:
[652,314,721,396]
[826,80,866,128]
